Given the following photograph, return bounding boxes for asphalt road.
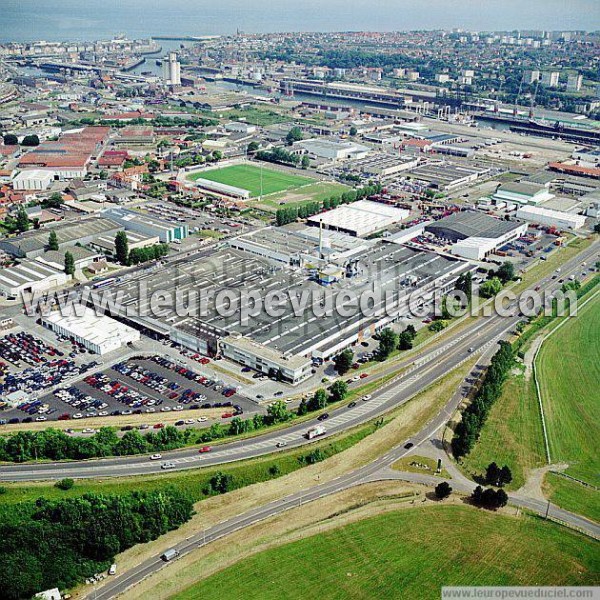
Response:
[1,240,597,483]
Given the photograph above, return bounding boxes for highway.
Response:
[1,240,597,483]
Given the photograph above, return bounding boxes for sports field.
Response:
[537,292,600,486]
[188,164,314,197]
[173,506,599,600]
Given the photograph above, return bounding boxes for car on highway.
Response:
[362,395,372,401]
[161,462,176,470]
[404,442,414,449]
[108,564,117,575]
[317,413,329,421]
[276,441,287,448]
[348,401,357,408]
[199,446,212,453]
[150,454,162,460]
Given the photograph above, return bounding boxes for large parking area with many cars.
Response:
[0,353,255,426]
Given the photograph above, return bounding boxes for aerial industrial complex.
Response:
[0,22,599,600]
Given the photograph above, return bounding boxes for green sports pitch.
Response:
[188,164,314,197]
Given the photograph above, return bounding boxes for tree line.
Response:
[275,183,382,226]
[451,341,514,459]
[0,488,193,600]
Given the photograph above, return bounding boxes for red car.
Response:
[359,373,369,379]
[221,413,233,419]
[199,446,212,453]
[153,423,165,429]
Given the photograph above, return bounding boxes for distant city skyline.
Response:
[2,0,600,43]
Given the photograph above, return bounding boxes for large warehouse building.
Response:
[0,259,70,298]
[515,205,587,230]
[103,208,188,243]
[307,200,409,237]
[42,306,140,355]
[425,211,528,260]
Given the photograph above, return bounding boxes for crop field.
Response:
[537,292,600,486]
[173,505,599,600]
[188,164,314,197]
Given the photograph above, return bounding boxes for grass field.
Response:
[188,164,314,197]
[257,181,351,211]
[459,367,546,490]
[537,292,600,486]
[544,473,600,524]
[172,506,599,600]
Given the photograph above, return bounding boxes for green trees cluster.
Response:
[115,231,129,265]
[128,243,169,265]
[255,147,300,166]
[0,425,195,463]
[3,133,18,146]
[286,126,304,145]
[397,324,417,350]
[484,462,513,487]
[434,481,452,499]
[471,485,509,510]
[451,341,514,459]
[333,349,354,375]
[275,184,382,227]
[21,134,40,147]
[42,192,64,209]
[480,277,503,298]
[0,489,193,600]
[15,205,30,233]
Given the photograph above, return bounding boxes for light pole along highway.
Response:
[1,240,597,483]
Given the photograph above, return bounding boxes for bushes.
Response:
[54,478,74,491]
[471,485,509,510]
[451,341,514,459]
[0,489,193,600]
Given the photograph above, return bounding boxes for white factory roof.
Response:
[307,200,409,237]
[13,169,55,182]
[516,205,587,229]
[0,259,61,288]
[43,306,140,348]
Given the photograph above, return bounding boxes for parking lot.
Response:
[0,353,256,425]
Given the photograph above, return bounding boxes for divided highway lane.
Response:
[1,241,597,483]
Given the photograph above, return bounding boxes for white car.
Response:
[35,416,47,422]
[362,395,372,401]
[161,462,176,470]
[150,454,162,460]
[276,441,287,448]
[197,417,208,423]
[184,419,194,425]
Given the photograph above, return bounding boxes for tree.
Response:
[21,134,40,147]
[456,271,473,301]
[15,205,30,232]
[485,462,501,486]
[429,320,447,332]
[480,277,502,298]
[47,230,59,251]
[247,141,260,153]
[207,471,234,494]
[43,192,64,209]
[349,126,358,136]
[397,331,413,350]
[333,349,353,375]
[54,478,74,490]
[308,388,328,411]
[267,400,291,423]
[115,231,129,265]
[329,380,348,403]
[498,465,513,487]
[212,150,223,161]
[377,328,398,361]
[286,126,303,145]
[3,133,18,146]
[301,155,310,169]
[64,251,75,276]
[496,261,515,284]
[297,398,308,416]
[434,481,452,499]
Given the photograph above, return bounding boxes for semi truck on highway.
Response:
[306,425,327,440]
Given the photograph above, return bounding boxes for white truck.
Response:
[161,548,180,562]
[306,425,327,440]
